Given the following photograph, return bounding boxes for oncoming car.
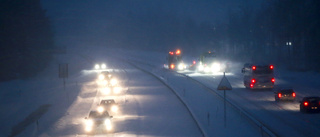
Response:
[84,111,113,133]
[300,97,320,113]
[274,89,296,102]
[94,63,107,70]
[97,99,119,113]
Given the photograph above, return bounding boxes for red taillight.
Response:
[278,93,282,98]
[304,102,308,106]
[270,65,274,69]
[292,92,296,97]
[193,61,196,64]
[251,79,256,83]
[250,84,254,88]
[169,51,174,55]
[271,78,275,83]
[252,66,256,70]
[170,64,175,69]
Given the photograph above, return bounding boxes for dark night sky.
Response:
[41,0,262,50]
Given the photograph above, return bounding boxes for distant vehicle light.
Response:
[304,102,308,106]
[111,105,118,112]
[292,92,296,97]
[99,74,105,80]
[176,49,181,55]
[193,60,196,64]
[250,84,254,88]
[169,51,174,55]
[271,78,275,83]
[252,66,256,70]
[97,106,104,113]
[101,64,106,69]
[86,119,94,127]
[278,93,282,98]
[270,65,274,69]
[95,64,100,69]
[178,63,185,70]
[170,64,175,69]
[111,79,118,86]
[251,79,256,83]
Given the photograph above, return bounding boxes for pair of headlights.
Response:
[85,119,112,132]
[97,106,118,113]
[95,64,106,69]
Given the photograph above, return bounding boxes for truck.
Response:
[165,49,186,70]
[197,51,224,73]
[241,63,275,89]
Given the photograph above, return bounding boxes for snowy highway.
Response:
[37,57,203,136]
[1,46,320,137]
[120,48,320,137]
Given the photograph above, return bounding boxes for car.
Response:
[274,89,296,102]
[84,111,113,133]
[94,63,107,70]
[97,99,119,113]
[300,97,320,113]
[98,71,112,81]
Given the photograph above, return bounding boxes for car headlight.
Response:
[101,64,106,69]
[211,63,221,72]
[111,79,118,86]
[105,119,112,131]
[95,64,100,69]
[198,65,204,71]
[85,126,92,132]
[101,80,108,86]
[178,63,185,70]
[113,87,121,94]
[86,119,94,127]
[98,74,105,80]
[111,105,118,112]
[97,106,104,113]
[102,87,111,94]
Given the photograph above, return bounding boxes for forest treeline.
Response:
[218,0,320,71]
[0,0,55,81]
[97,0,319,71]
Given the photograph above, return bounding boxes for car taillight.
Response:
[252,66,256,70]
[270,65,274,69]
[292,92,296,97]
[278,93,282,98]
[304,102,308,106]
[251,79,256,83]
[250,84,254,88]
[271,78,275,83]
[193,61,196,64]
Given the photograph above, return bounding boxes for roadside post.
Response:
[217,72,232,128]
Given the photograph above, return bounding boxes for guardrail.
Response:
[177,73,277,137]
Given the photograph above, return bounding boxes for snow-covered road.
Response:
[119,48,320,137]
